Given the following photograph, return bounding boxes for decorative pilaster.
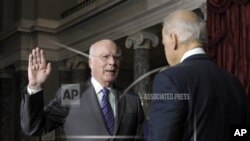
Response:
[14,62,41,141]
[0,67,14,141]
[2,65,39,141]
[125,31,159,117]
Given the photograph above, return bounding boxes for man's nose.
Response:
[107,56,116,64]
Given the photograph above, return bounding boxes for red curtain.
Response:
[206,0,250,97]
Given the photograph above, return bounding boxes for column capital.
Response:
[58,55,87,71]
[66,55,87,70]
[125,31,159,49]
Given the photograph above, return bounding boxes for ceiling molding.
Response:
[56,0,205,60]
[0,0,205,69]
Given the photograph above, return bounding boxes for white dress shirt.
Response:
[27,86,42,95]
[180,47,206,63]
[91,77,116,117]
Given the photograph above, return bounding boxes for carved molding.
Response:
[34,18,58,33]
[125,31,159,49]
[0,0,127,35]
[65,55,87,70]
[57,0,205,55]
[58,0,127,32]
[0,0,206,68]
[0,67,14,78]
[58,55,87,72]
[0,52,19,69]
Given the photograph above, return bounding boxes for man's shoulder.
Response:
[116,88,140,102]
[153,63,201,88]
[80,80,92,88]
[124,91,139,99]
[117,90,143,112]
[158,57,210,76]
[156,64,188,78]
[116,88,138,97]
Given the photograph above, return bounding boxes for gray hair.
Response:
[89,44,95,58]
[88,39,122,59]
[163,9,207,44]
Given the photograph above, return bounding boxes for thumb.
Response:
[45,63,52,75]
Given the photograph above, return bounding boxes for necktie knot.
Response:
[101,88,110,101]
[102,87,110,95]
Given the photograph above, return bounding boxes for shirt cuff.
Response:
[27,86,43,95]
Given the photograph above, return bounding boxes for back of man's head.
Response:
[163,9,207,45]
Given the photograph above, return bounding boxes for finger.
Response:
[32,49,37,65]
[28,54,33,66]
[36,47,41,64]
[45,63,52,75]
[40,49,46,64]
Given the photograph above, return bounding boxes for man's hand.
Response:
[28,47,51,89]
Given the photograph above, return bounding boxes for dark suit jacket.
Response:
[21,80,145,141]
[149,54,247,141]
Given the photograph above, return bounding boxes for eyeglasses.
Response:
[91,54,122,61]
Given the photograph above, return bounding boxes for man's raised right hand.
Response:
[28,47,51,90]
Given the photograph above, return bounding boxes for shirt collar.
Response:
[180,47,206,63]
[91,77,112,94]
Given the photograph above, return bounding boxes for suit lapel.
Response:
[114,89,126,135]
[81,81,109,135]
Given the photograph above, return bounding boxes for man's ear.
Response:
[88,58,92,69]
[170,33,178,50]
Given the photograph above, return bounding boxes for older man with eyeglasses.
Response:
[20,39,145,141]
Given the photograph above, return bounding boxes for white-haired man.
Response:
[149,10,247,141]
[21,39,145,141]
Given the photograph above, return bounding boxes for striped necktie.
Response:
[100,87,115,135]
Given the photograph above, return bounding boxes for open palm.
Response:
[28,48,51,89]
